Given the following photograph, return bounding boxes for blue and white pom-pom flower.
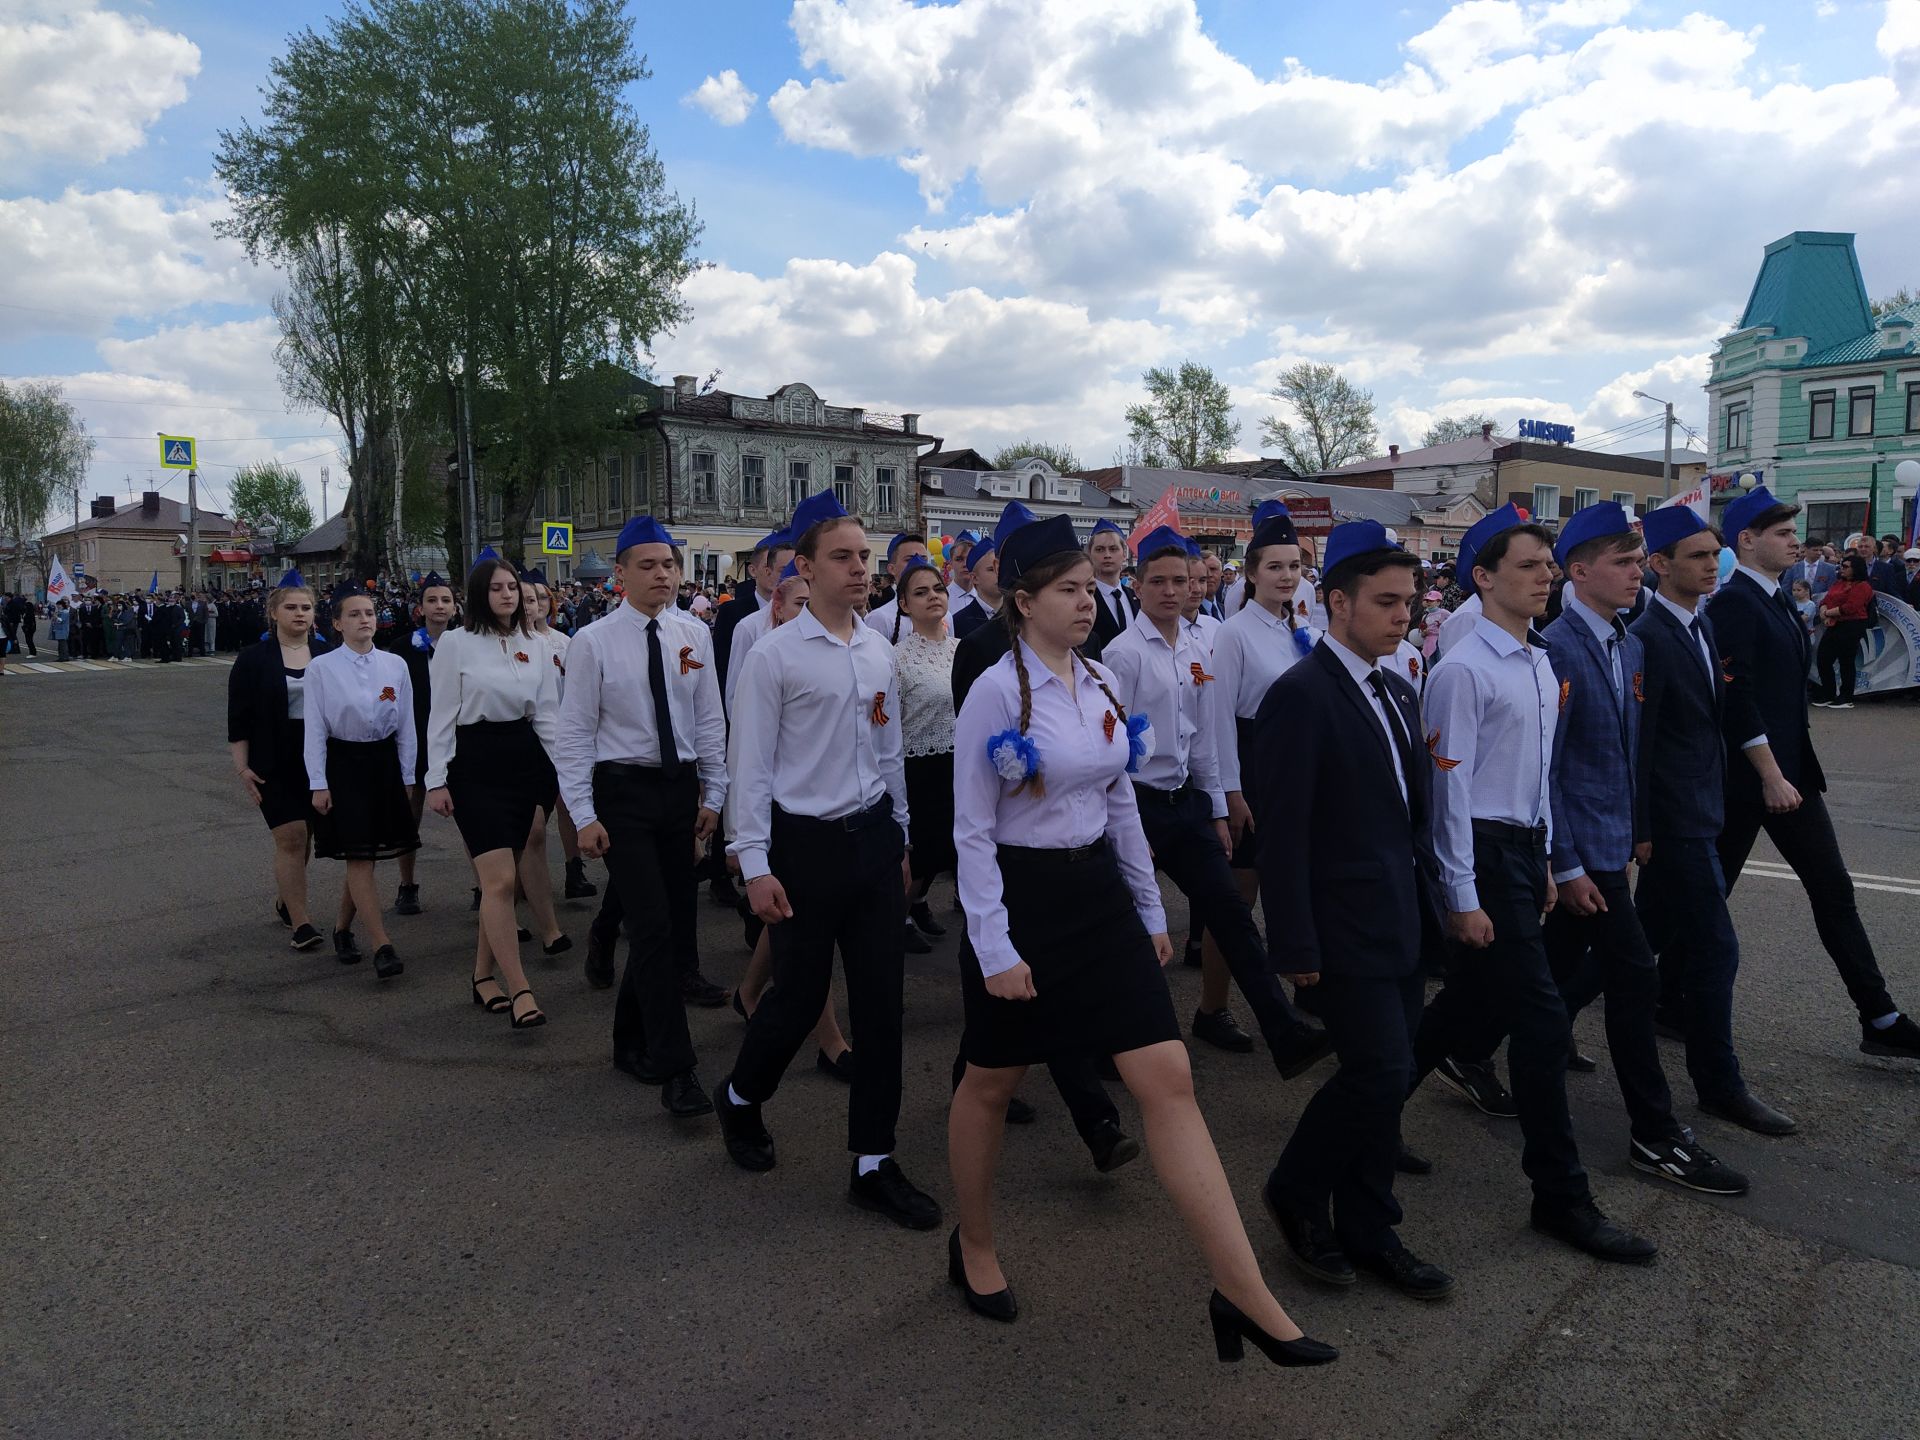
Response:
[411,626,433,651]
[1124,713,1155,773]
[1291,624,1315,659]
[987,728,1042,785]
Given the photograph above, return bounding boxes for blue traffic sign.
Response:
[541,521,574,556]
[159,435,196,469]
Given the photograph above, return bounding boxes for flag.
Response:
[1126,491,1182,552]
[1659,485,1709,522]
[149,571,160,594]
[46,555,74,604]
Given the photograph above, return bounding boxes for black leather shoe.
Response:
[1086,1118,1141,1173]
[1352,1246,1455,1301]
[393,884,422,916]
[517,925,532,942]
[1182,935,1204,969]
[1272,1022,1334,1081]
[542,934,573,957]
[371,944,403,980]
[289,923,323,952]
[1192,1006,1254,1053]
[564,857,598,899]
[276,901,292,929]
[661,1070,713,1118]
[332,928,362,964]
[816,1048,856,1083]
[1433,1056,1518,1117]
[1861,1013,1920,1060]
[614,1050,669,1085]
[1567,1040,1598,1073]
[1005,1096,1037,1125]
[1262,1180,1355,1286]
[909,901,947,937]
[902,921,933,955]
[584,929,615,989]
[1208,1289,1338,1367]
[949,1227,1017,1321]
[1531,1200,1658,1263]
[679,971,728,1008]
[716,1084,775,1171]
[1395,1142,1433,1176]
[847,1158,941,1230]
[1700,1091,1797,1137]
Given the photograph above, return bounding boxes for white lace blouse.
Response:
[893,629,959,758]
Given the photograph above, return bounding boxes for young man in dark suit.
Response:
[1632,507,1796,1135]
[1084,517,1137,658]
[1708,487,1920,1060]
[713,531,791,696]
[1254,520,1453,1300]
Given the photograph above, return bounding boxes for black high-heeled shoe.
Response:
[508,989,546,1029]
[1207,1290,1337,1366]
[948,1228,1017,1322]
[471,977,511,1013]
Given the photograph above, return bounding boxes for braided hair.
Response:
[1001,551,1130,796]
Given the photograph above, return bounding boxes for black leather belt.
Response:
[774,797,891,833]
[1471,818,1547,842]
[1132,779,1194,806]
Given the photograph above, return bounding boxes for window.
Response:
[1611,490,1636,507]
[692,450,717,506]
[1573,487,1598,512]
[1848,387,1875,438]
[1726,402,1749,450]
[553,467,572,517]
[1805,500,1866,546]
[605,454,623,515]
[741,454,766,509]
[875,465,896,514]
[632,450,651,512]
[1531,484,1560,522]
[788,459,810,508]
[833,463,854,511]
[1809,391,1835,440]
[1908,383,1920,434]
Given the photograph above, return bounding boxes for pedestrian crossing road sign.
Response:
[541,521,573,556]
[159,435,196,469]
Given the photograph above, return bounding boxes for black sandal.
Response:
[471,977,511,1013]
[509,989,547,1029]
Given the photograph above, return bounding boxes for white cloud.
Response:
[685,69,759,126]
[0,0,200,170]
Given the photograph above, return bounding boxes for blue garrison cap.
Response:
[777,559,800,582]
[787,489,848,538]
[1089,517,1126,540]
[993,500,1038,553]
[1722,483,1790,537]
[615,515,684,557]
[964,535,996,571]
[887,531,926,560]
[1322,519,1404,576]
[1251,499,1292,527]
[999,513,1081,584]
[276,568,307,589]
[754,529,790,554]
[1642,505,1710,556]
[518,566,549,587]
[953,529,981,547]
[1457,502,1527,595]
[476,544,498,562]
[1134,524,1189,561]
[1553,500,1634,570]
[418,571,449,591]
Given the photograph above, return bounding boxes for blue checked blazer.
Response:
[1543,602,1647,878]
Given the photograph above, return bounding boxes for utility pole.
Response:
[1632,388,1677,502]
[321,465,331,521]
[187,468,200,590]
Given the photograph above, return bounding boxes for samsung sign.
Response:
[1518,418,1576,444]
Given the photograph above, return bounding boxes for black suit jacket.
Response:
[1705,570,1825,800]
[228,638,296,778]
[1252,641,1442,980]
[1630,600,1726,840]
[712,588,761,698]
[951,613,1011,713]
[1087,582,1136,659]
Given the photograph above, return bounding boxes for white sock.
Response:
[857,1153,889,1176]
[1870,1011,1900,1030]
[728,1083,749,1106]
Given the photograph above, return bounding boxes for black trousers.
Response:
[1638,837,1747,1107]
[1274,970,1422,1256]
[595,763,699,1077]
[1414,823,1589,1208]
[1717,787,1894,1020]
[1544,867,1681,1144]
[1815,620,1869,701]
[590,859,700,977]
[729,803,907,1156]
[1134,783,1305,1042]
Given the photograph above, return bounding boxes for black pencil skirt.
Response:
[904,750,957,881]
[258,720,313,831]
[958,839,1180,1069]
[312,736,419,862]
[446,718,556,858]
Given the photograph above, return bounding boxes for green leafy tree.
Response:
[1870,287,1915,319]
[1259,363,1378,474]
[229,459,317,540]
[1124,362,1240,469]
[1420,412,1498,447]
[989,439,1083,472]
[0,381,94,588]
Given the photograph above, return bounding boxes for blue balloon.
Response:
[1716,546,1737,584]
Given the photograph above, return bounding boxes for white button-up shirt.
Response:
[724,604,774,714]
[954,641,1166,976]
[726,605,909,882]
[1435,592,1482,659]
[553,601,728,826]
[1425,620,1559,913]
[1100,617,1227,817]
[424,626,559,791]
[1209,599,1318,793]
[1323,633,1409,807]
[303,643,417,790]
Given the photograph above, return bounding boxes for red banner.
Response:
[1127,491,1182,551]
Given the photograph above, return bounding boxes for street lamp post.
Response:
[1632,389,1676,502]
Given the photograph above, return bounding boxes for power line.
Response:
[61,394,313,414]
[87,433,338,442]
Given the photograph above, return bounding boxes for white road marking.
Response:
[1743,860,1920,897]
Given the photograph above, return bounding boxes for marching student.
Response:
[1706,487,1920,1060]
[864,531,933,640]
[1254,521,1453,1300]
[944,507,1335,1366]
[394,572,455,916]
[303,586,417,982]
[1181,541,1221,652]
[424,558,559,1030]
[891,557,959,951]
[1084,517,1136,655]
[951,504,1036,708]
[1412,514,1657,1262]
[1539,504,1748,1196]
[713,530,793,696]
[1631,506,1796,1135]
[716,490,942,1230]
[1103,524,1328,1073]
[557,517,727,1118]
[1433,505,1525,661]
[950,537,1000,640]
[524,568,597,902]
[944,530,978,611]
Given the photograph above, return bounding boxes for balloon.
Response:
[1716,546,1737,584]
[928,539,945,564]
[1514,506,1531,521]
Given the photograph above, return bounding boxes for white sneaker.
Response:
[1829,701,1854,709]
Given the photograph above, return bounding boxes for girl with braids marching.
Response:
[946,510,1335,1368]
[890,557,958,953]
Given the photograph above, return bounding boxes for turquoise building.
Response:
[1706,231,1919,545]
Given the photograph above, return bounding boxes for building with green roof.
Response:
[1707,231,1919,545]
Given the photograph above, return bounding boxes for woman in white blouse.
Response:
[890,558,958,947]
[946,512,1334,1367]
[520,569,591,917]
[303,589,419,981]
[425,559,560,1029]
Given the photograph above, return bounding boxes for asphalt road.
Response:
[3,659,1916,1439]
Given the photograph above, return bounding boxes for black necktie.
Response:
[1365,672,1415,789]
[1771,586,1807,660]
[647,618,684,779]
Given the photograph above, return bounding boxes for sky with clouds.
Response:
[3,0,1918,525]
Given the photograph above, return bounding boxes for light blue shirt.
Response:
[1101,617,1227,817]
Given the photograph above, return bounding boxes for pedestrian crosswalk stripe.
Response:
[3,655,240,678]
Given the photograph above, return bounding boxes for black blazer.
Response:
[1252,641,1442,980]
[228,638,298,779]
[712,588,760,697]
[1705,570,1825,800]
[951,614,1012,713]
[1630,600,1726,840]
[1087,583,1136,658]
